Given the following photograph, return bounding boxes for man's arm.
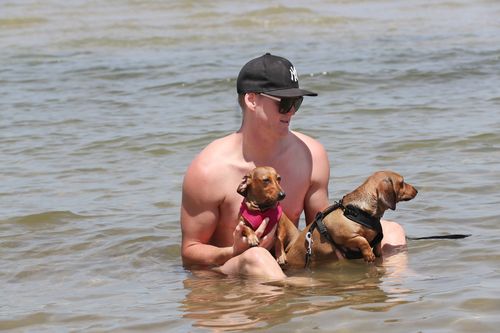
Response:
[180,160,234,268]
[299,134,331,225]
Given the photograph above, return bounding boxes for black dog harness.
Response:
[304,200,384,268]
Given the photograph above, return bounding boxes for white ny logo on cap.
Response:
[289,66,298,82]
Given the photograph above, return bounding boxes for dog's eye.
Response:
[262,178,271,184]
[277,176,281,182]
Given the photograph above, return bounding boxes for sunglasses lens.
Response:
[294,97,303,112]
[279,97,303,114]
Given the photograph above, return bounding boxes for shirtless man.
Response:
[180,53,406,279]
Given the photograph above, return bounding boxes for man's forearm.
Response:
[181,243,234,268]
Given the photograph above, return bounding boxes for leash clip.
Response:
[305,231,313,255]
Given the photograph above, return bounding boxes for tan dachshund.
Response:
[276,171,418,267]
[237,166,294,262]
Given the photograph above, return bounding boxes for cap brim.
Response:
[265,88,318,98]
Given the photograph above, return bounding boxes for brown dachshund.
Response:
[276,171,418,267]
[237,166,294,262]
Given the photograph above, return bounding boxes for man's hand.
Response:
[232,221,249,257]
[255,218,277,251]
[232,218,277,257]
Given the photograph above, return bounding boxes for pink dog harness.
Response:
[239,202,282,236]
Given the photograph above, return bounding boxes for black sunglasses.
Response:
[260,93,303,114]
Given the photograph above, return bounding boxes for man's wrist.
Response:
[232,241,248,258]
[218,246,238,265]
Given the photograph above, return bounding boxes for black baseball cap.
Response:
[236,53,318,98]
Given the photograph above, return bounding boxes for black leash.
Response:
[303,201,472,268]
[407,234,471,240]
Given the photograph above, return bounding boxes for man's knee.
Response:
[229,247,285,279]
[241,247,273,266]
[381,220,407,247]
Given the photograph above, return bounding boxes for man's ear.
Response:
[378,178,397,210]
[244,93,257,110]
[237,174,250,197]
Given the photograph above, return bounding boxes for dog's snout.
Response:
[400,183,418,201]
[278,191,286,201]
[408,183,418,194]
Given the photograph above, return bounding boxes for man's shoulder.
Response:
[291,131,327,155]
[206,132,239,151]
[185,133,241,182]
[196,132,239,164]
[290,131,330,179]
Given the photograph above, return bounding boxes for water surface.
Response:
[1,0,499,332]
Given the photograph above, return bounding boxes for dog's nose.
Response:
[278,191,286,201]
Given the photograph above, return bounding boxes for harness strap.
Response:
[304,201,343,268]
[303,200,384,267]
[314,205,339,246]
[343,204,383,253]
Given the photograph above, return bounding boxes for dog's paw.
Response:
[247,234,260,247]
[276,254,287,267]
[363,252,376,263]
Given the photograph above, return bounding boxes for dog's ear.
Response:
[237,174,250,197]
[378,178,397,210]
